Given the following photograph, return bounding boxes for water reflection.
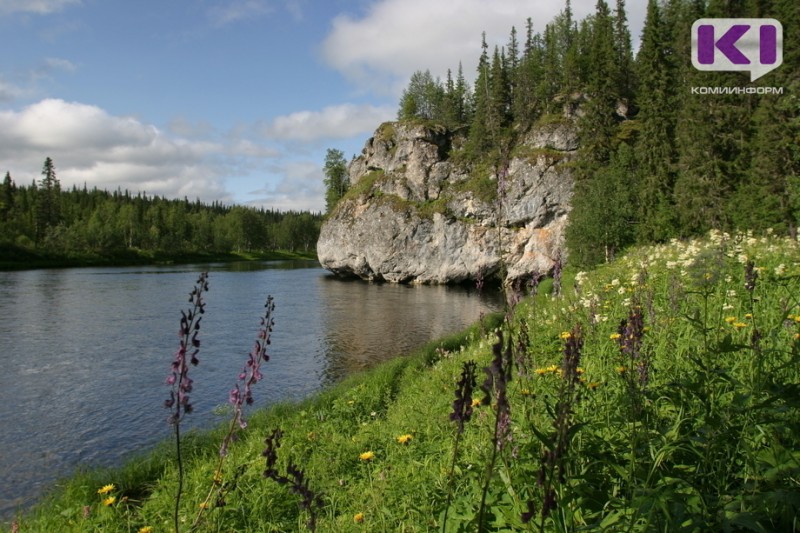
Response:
[317,275,502,381]
[0,264,501,521]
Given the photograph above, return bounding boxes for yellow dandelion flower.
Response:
[733,322,747,329]
[794,316,800,323]
[138,527,154,533]
[102,496,116,507]
[546,364,559,373]
[199,502,210,510]
[521,388,532,396]
[793,333,800,340]
[576,367,585,375]
[535,368,547,375]
[471,398,481,407]
[359,451,375,462]
[609,333,621,340]
[724,316,737,324]
[616,366,626,374]
[354,512,365,523]
[587,382,601,390]
[560,331,572,340]
[744,313,753,319]
[396,434,413,444]
[97,484,115,495]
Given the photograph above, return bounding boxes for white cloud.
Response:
[321,0,646,95]
[259,103,395,142]
[0,0,80,15]
[246,160,325,212]
[0,99,288,204]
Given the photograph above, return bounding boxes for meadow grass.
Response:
[7,230,800,532]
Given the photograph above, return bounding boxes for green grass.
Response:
[7,230,800,532]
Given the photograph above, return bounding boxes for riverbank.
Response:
[0,243,317,270]
[7,230,800,532]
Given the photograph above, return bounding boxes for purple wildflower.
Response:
[450,360,478,434]
[221,295,275,457]
[165,272,209,424]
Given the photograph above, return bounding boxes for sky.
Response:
[0,0,646,212]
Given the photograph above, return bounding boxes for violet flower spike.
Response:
[221,296,275,457]
[165,272,209,425]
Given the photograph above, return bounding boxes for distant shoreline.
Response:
[0,246,318,271]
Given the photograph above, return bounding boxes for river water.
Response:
[0,261,501,520]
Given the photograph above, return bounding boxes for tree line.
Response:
[0,158,322,258]
[395,0,799,267]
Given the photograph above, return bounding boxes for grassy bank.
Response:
[0,243,317,270]
[7,230,800,532]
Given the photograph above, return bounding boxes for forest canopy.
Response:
[394,0,799,268]
[0,158,321,264]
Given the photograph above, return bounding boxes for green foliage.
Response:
[0,160,322,267]
[323,148,349,214]
[10,233,800,532]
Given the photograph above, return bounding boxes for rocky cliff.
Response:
[317,114,577,284]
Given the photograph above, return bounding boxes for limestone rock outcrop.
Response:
[317,117,576,284]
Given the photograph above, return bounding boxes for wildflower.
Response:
[198,502,210,510]
[587,382,601,390]
[616,366,626,374]
[724,316,737,324]
[354,512,365,523]
[97,484,115,495]
[559,331,572,340]
[609,332,621,340]
[744,260,758,293]
[775,264,787,276]
[138,528,154,533]
[733,322,748,329]
[744,313,753,319]
[450,360,478,433]
[396,434,413,444]
[102,496,116,507]
[165,272,209,424]
[222,296,275,457]
[359,451,375,462]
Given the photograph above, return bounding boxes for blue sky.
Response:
[0,0,645,212]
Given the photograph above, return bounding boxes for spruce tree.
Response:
[36,157,61,243]
[1,171,15,222]
[466,33,494,159]
[635,0,678,242]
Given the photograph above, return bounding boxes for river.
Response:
[0,261,502,520]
